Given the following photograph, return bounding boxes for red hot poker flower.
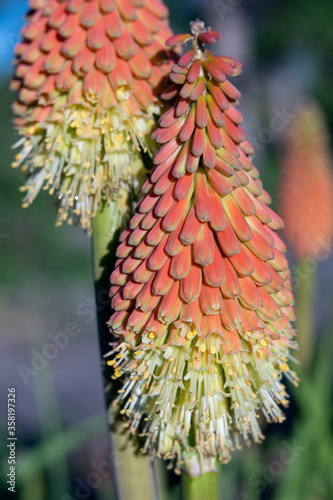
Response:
[11,0,173,232]
[278,100,333,260]
[108,21,298,476]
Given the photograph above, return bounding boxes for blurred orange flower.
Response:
[278,100,333,260]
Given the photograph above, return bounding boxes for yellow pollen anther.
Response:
[235,384,240,391]
[106,360,115,366]
[279,362,289,372]
[210,346,216,354]
[260,339,268,347]
[148,332,156,340]
[208,366,214,375]
[228,368,233,376]
[143,370,149,380]
[116,86,129,99]
[186,329,197,340]
[200,343,206,353]
[27,125,37,134]
[244,378,252,386]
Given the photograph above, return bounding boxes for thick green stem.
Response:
[182,472,219,500]
[92,204,157,500]
[295,262,316,371]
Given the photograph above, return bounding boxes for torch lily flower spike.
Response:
[108,21,299,476]
[11,0,173,232]
[278,100,333,260]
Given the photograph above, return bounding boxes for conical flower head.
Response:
[108,21,298,475]
[11,0,173,231]
[278,100,333,259]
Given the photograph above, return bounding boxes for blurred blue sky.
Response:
[0,0,29,80]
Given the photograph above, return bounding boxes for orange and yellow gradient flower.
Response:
[108,21,298,475]
[11,0,173,232]
[279,100,333,260]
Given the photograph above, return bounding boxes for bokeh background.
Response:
[1,0,333,499]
